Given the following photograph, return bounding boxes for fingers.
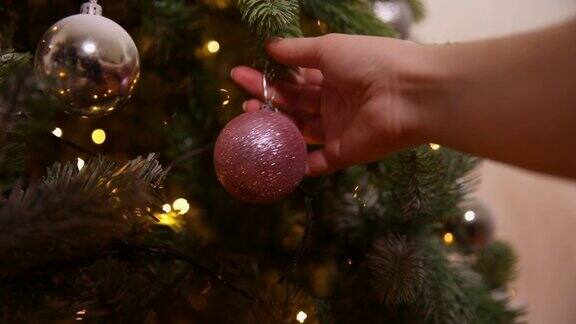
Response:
[242,99,261,112]
[297,69,324,86]
[231,66,320,115]
[299,117,324,144]
[266,37,323,68]
[307,149,339,176]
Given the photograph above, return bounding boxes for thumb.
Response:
[266,37,322,69]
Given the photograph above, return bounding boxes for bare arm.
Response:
[425,19,576,178]
[231,18,576,178]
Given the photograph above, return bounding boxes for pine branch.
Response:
[239,0,300,37]
[238,0,302,80]
[0,49,30,86]
[368,234,425,305]
[248,283,319,323]
[417,240,474,324]
[406,0,426,22]
[473,241,518,289]
[300,0,396,36]
[0,154,167,278]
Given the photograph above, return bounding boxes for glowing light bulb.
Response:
[77,158,85,171]
[59,71,66,78]
[219,89,231,107]
[464,210,476,222]
[172,198,190,215]
[443,232,454,245]
[91,129,106,145]
[429,143,441,150]
[76,309,86,321]
[82,41,97,54]
[296,311,308,323]
[162,204,172,213]
[52,127,63,137]
[206,40,220,53]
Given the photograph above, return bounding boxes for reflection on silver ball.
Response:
[374,0,414,39]
[35,14,140,117]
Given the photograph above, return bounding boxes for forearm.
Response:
[421,18,576,178]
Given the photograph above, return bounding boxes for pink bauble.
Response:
[214,110,307,204]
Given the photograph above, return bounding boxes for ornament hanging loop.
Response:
[261,76,278,112]
[80,0,102,16]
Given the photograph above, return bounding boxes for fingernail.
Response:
[230,67,237,79]
[242,101,248,111]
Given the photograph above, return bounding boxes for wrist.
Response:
[401,42,464,147]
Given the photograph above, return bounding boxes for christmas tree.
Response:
[0,0,522,323]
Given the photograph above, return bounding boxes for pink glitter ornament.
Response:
[214,110,307,204]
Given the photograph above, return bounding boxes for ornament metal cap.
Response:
[80,0,102,16]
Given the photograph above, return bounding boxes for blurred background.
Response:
[412,1,576,323]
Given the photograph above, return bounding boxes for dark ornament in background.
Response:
[374,0,415,39]
[449,200,496,249]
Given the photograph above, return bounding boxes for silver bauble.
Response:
[35,13,139,117]
[374,0,414,39]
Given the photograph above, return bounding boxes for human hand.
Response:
[231,34,441,175]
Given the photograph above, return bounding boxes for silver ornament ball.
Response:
[374,0,414,39]
[35,12,140,117]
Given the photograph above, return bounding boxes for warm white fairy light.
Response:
[77,158,85,171]
[464,210,476,222]
[162,204,172,213]
[52,127,63,137]
[296,311,308,323]
[443,232,454,245]
[91,129,106,145]
[429,143,441,150]
[206,40,220,53]
[172,198,190,215]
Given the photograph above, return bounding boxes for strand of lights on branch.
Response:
[157,198,191,228]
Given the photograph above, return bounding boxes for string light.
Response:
[91,129,106,145]
[157,212,179,227]
[52,127,63,137]
[464,210,476,222]
[316,20,328,34]
[429,143,441,150]
[443,232,454,245]
[219,89,231,107]
[353,185,359,199]
[77,158,85,171]
[172,198,190,215]
[76,309,86,321]
[296,311,308,323]
[206,40,220,54]
[162,204,172,213]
